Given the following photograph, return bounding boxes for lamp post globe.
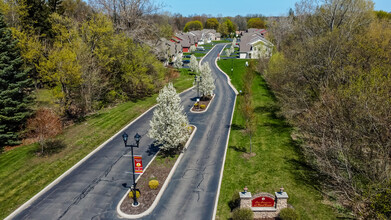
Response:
[122,132,128,144]
[134,133,141,143]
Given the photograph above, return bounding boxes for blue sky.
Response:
[159,0,391,17]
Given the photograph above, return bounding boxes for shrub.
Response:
[149,180,159,189]
[26,108,62,154]
[228,191,241,211]
[279,208,300,220]
[39,139,66,156]
[128,190,140,198]
[231,208,253,220]
[200,104,206,109]
[194,103,199,107]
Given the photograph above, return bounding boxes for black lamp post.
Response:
[194,75,202,98]
[122,132,141,207]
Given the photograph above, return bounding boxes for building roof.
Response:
[239,31,273,53]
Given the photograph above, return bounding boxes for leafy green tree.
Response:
[0,13,32,151]
[218,22,229,37]
[247,17,266,29]
[375,10,391,20]
[183,20,203,32]
[224,18,235,33]
[205,18,219,30]
[218,18,235,36]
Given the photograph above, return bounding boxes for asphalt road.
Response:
[10,44,236,220]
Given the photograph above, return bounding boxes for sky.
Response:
[159,0,391,17]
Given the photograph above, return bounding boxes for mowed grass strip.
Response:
[0,71,194,219]
[216,59,337,219]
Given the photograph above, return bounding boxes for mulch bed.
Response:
[120,154,177,214]
[120,126,195,215]
[191,95,214,112]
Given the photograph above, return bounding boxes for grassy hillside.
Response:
[216,59,338,219]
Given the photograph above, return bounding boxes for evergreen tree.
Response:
[0,12,32,151]
[20,0,51,36]
[148,83,190,153]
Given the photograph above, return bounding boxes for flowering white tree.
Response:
[190,45,197,52]
[232,37,237,47]
[173,53,182,69]
[225,48,231,57]
[148,83,190,152]
[189,54,198,72]
[198,62,215,97]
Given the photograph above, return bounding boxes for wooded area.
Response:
[264,0,391,218]
[0,0,267,152]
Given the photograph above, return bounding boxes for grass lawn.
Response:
[193,52,206,57]
[213,40,231,44]
[216,59,338,219]
[0,69,194,219]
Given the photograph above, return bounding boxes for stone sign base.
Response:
[239,188,289,219]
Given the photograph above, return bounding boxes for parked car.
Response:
[182,60,190,64]
[183,55,191,58]
[197,46,205,51]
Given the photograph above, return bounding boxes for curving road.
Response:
[9,44,236,220]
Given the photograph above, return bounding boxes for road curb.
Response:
[214,45,239,95]
[212,44,238,220]
[5,85,195,220]
[116,125,198,219]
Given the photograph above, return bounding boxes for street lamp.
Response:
[194,75,202,98]
[122,132,141,207]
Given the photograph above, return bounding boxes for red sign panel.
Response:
[134,156,143,174]
[252,196,275,207]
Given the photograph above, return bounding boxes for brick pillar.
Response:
[275,191,289,213]
[239,191,252,209]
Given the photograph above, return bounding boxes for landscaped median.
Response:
[215,58,339,219]
[190,94,215,113]
[117,125,197,218]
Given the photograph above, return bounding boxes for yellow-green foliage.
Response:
[200,104,206,109]
[194,103,199,107]
[149,179,159,189]
[128,190,140,198]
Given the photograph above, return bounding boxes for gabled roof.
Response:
[239,31,273,53]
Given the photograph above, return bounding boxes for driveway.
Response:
[9,44,236,220]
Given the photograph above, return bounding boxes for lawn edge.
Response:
[212,44,238,220]
[116,125,198,219]
[5,86,195,220]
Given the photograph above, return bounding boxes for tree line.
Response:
[264,0,391,218]
[0,0,176,152]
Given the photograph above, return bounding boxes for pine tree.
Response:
[0,13,32,151]
[148,83,190,153]
[198,62,215,97]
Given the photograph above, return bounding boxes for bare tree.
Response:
[90,0,163,45]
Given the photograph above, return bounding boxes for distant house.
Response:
[175,34,191,52]
[239,30,273,59]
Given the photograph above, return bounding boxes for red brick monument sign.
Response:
[252,196,275,207]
